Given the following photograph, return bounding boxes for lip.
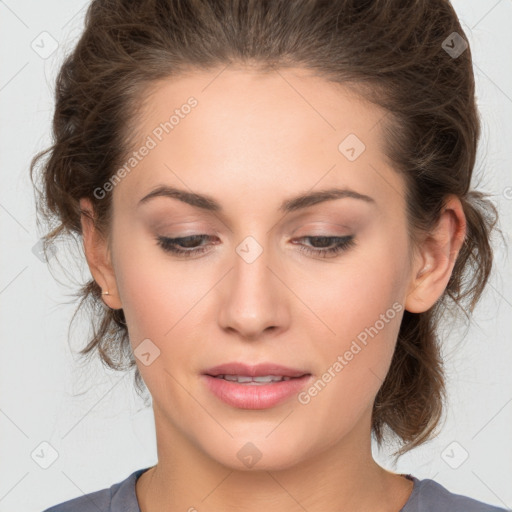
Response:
[201,362,312,409]
[203,362,310,378]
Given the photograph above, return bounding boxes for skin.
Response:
[80,66,466,512]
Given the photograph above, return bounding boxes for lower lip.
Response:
[201,374,312,409]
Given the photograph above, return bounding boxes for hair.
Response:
[30,0,501,458]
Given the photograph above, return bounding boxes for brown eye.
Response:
[293,235,356,258]
[156,234,215,257]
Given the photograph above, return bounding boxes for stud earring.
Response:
[101,290,110,295]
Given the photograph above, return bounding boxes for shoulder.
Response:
[41,467,151,512]
[402,476,510,512]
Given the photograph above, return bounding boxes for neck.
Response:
[136,405,413,512]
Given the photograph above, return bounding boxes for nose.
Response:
[216,240,289,341]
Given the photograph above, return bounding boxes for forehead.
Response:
[115,66,406,218]
[136,66,386,156]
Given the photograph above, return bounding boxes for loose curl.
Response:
[30,0,501,458]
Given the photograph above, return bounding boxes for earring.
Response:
[102,290,110,295]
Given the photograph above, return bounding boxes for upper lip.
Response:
[204,362,310,378]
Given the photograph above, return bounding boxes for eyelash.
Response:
[155,234,356,259]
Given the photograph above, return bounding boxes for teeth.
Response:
[215,374,293,384]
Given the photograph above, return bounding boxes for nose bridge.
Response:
[217,232,286,338]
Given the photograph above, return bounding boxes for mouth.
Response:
[204,361,310,379]
[208,374,306,384]
[201,362,312,409]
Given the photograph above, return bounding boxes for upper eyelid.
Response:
[146,207,360,230]
[153,219,353,233]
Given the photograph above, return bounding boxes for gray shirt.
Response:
[42,467,510,512]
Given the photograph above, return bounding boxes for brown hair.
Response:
[30,0,501,458]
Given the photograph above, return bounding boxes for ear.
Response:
[79,197,122,310]
[405,195,467,313]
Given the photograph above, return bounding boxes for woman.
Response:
[32,0,507,510]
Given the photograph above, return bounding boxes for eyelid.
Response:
[150,219,219,233]
[154,221,354,242]
[291,221,352,235]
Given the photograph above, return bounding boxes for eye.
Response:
[156,234,355,259]
[156,234,216,257]
[292,235,356,258]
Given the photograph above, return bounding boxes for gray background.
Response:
[0,1,511,510]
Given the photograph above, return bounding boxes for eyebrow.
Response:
[137,185,376,213]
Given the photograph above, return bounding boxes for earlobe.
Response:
[79,198,122,310]
[404,196,467,314]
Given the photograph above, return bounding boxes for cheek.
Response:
[307,248,406,345]
[111,230,200,348]
[296,266,405,442]
[306,231,408,394]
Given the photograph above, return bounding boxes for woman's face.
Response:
[91,67,422,470]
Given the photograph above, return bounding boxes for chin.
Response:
[199,432,316,473]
